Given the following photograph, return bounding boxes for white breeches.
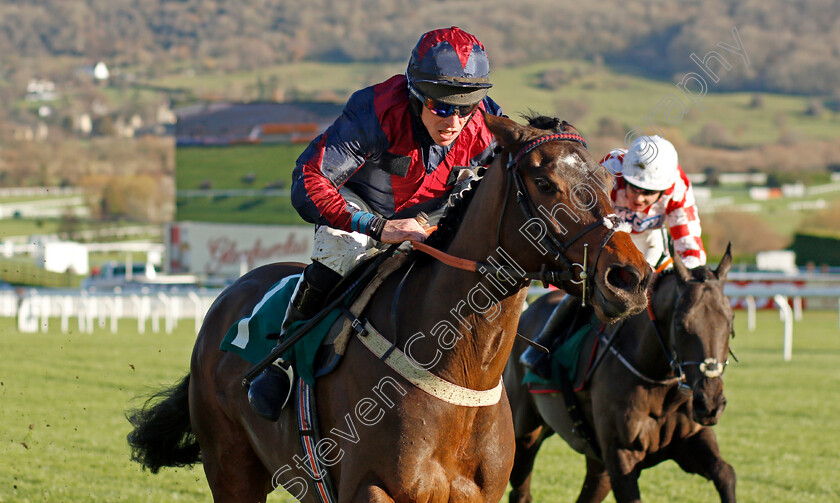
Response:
[310,187,384,276]
[311,225,382,276]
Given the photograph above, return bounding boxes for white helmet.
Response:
[621,135,679,191]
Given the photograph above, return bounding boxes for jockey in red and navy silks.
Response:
[601,135,706,269]
[248,26,505,421]
[291,73,502,235]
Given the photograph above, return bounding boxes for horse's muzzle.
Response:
[693,388,727,426]
[593,264,650,321]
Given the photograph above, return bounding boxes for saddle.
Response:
[219,246,411,386]
[524,316,621,462]
[526,315,620,392]
[308,249,412,380]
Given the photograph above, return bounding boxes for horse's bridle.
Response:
[410,132,629,304]
[496,132,629,304]
[648,276,733,395]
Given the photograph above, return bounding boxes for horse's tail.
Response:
[126,373,200,473]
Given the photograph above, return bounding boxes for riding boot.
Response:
[247,261,342,421]
[520,294,579,380]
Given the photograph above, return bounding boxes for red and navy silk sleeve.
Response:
[290,88,386,233]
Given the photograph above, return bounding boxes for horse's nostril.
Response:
[606,266,640,291]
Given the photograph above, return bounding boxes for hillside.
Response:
[1,0,839,96]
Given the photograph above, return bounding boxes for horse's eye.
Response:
[534,178,556,194]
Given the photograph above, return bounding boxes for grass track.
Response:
[1,310,838,501]
[175,143,307,225]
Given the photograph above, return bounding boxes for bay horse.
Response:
[505,247,736,503]
[127,113,652,503]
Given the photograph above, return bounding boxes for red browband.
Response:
[511,132,588,167]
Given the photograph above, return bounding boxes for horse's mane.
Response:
[523,113,571,133]
[423,166,487,250]
[423,113,568,251]
[652,264,717,291]
[651,267,676,293]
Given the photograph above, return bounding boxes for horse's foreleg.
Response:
[672,428,736,503]
[508,425,552,503]
[601,443,642,503]
[575,456,611,503]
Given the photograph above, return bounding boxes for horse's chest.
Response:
[396,411,510,502]
[389,459,484,503]
[617,391,693,452]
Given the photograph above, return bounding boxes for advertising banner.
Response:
[165,222,313,278]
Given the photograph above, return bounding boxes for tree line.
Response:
[0,0,838,96]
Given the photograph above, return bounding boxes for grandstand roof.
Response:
[175,101,344,146]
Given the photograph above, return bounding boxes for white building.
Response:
[93,61,110,81]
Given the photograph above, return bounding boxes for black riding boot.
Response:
[520,294,579,379]
[247,261,341,421]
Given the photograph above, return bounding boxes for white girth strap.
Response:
[355,322,504,407]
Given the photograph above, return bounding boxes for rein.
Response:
[412,132,627,303]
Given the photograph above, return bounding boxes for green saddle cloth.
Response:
[522,321,591,386]
[219,273,343,386]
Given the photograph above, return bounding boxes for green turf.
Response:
[154,61,402,102]
[0,310,838,501]
[0,218,160,241]
[490,60,840,148]
[175,144,302,192]
[175,194,307,225]
[0,219,63,239]
[0,318,211,501]
[175,143,307,224]
[0,257,84,288]
[706,186,840,240]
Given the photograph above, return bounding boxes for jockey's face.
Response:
[625,182,663,211]
[420,105,474,146]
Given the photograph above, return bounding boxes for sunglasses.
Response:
[625,182,661,197]
[409,86,480,118]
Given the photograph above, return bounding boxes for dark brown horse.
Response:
[505,247,736,503]
[127,114,652,503]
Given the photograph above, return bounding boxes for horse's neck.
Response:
[629,274,678,376]
[404,163,528,390]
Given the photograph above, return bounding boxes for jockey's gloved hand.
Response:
[380,218,428,244]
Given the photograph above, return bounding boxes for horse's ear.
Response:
[483,112,529,152]
[715,242,733,281]
[559,120,582,137]
[672,251,692,285]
